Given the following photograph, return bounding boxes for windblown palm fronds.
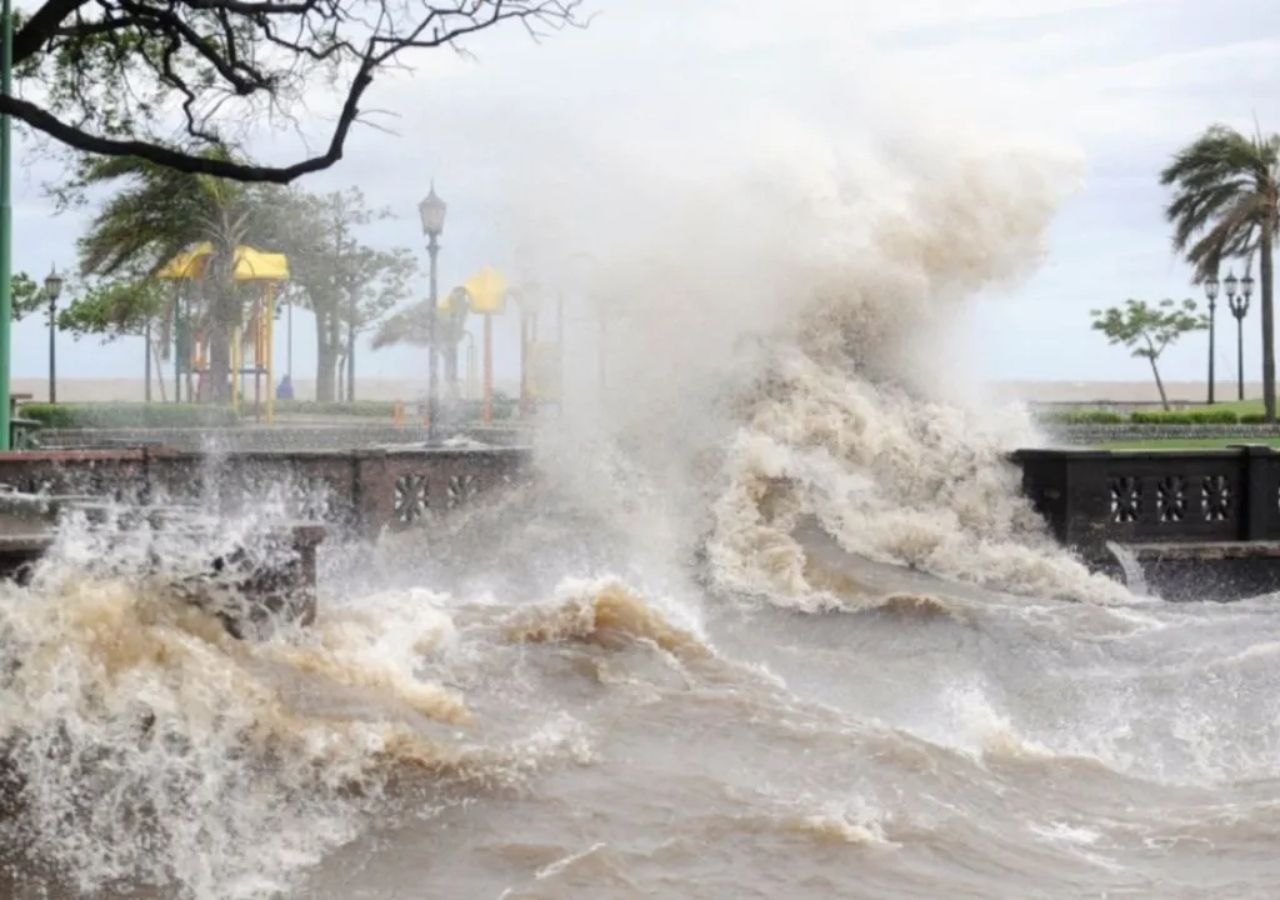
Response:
[1162,125,1280,420]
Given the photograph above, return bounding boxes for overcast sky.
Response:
[11,0,1280,391]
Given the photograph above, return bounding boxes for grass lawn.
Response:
[1203,397,1279,415]
[1099,437,1280,450]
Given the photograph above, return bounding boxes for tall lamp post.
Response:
[1206,273,1220,404]
[44,265,63,403]
[0,0,15,449]
[1228,270,1253,401]
[418,184,446,444]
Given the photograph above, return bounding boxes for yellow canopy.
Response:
[158,242,290,282]
[464,266,508,315]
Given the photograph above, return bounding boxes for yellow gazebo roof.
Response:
[464,266,508,314]
[158,242,290,282]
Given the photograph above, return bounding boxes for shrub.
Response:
[1241,413,1269,424]
[1191,409,1242,424]
[454,393,519,423]
[273,400,398,418]
[1129,410,1239,425]
[1055,410,1125,425]
[21,403,240,429]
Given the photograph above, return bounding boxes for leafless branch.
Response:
[7,0,584,182]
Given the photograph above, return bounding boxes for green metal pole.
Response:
[0,0,13,450]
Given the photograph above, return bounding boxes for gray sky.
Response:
[11,0,1280,389]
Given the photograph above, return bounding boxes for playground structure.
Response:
[158,243,289,421]
[463,267,562,422]
[153,245,565,429]
[463,266,507,424]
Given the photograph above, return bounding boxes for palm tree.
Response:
[78,153,257,402]
[1161,125,1280,420]
[373,287,470,399]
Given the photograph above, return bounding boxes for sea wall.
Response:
[0,447,533,539]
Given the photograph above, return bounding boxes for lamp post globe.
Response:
[418,184,447,239]
[419,183,446,444]
[43,267,63,302]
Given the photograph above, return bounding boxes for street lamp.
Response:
[0,0,15,448]
[43,265,63,403]
[1205,273,1221,404]
[418,183,446,444]
[1228,270,1253,401]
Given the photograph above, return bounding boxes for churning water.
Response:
[5,149,1279,898]
[8,445,1280,899]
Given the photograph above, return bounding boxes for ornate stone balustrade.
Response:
[1012,446,1280,555]
[1013,446,1280,599]
[0,446,532,539]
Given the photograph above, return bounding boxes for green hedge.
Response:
[457,393,518,421]
[1130,410,1240,425]
[1045,408,1278,426]
[1051,410,1125,425]
[275,397,519,420]
[21,403,240,429]
[272,400,398,418]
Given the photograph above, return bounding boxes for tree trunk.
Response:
[314,311,342,403]
[1149,357,1169,411]
[347,316,356,403]
[144,319,152,403]
[1263,230,1276,422]
[151,333,168,403]
[315,325,336,403]
[206,262,238,404]
[209,319,231,402]
[446,341,459,401]
[316,357,336,402]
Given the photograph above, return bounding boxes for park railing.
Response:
[1012,446,1280,558]
[0,446,532,538]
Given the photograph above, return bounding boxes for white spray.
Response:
[504,121,1128,607]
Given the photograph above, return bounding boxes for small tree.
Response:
[58,275,171,400]
[257,188,414,402]
[1091,299,1206,410]
[10,274,43,320]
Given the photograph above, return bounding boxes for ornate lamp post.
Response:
[0,0,15,448]
[1228,270,1253,401]
[418,183,447,444]
[43,265,63,403]
[1205,273,1221,404]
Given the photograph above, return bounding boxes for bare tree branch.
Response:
[7,0,583,183]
